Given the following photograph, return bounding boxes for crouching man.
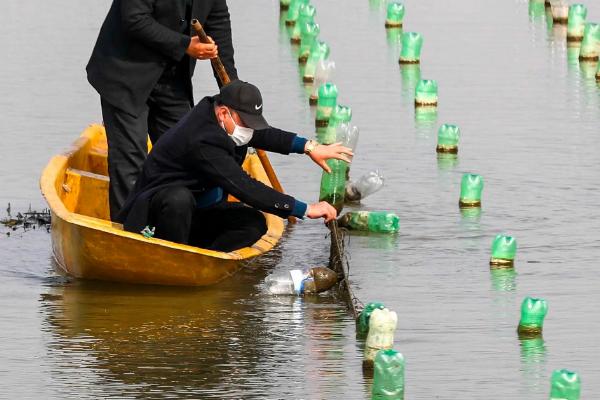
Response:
[116,80,352,252]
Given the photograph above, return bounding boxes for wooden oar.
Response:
[191,20,297,224]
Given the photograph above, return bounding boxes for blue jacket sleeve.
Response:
[188,143,299,219]
[248,127,302,154]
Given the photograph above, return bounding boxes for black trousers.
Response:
[148,186,268,253]
[101,75,191,220]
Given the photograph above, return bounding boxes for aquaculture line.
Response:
[278,0,597,397]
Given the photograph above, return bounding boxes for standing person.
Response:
[86,0,237,220]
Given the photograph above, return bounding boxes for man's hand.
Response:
[186,36,218,60]
[307,142,354,173]
[306,201,338,223]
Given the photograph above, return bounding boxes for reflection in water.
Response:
[39,263,357,398]
[518,335,548,394]
[368,0,386,12]
[400,64,421,99]
[437,153,459,171]
[414,107,438,134]
[490,268,518,292]
[386,28,403,51]
[579,61,598,80]
[567,46,580,66]
[459,207,482,232]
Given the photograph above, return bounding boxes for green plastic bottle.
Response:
[399,32,423,64]
[517,297,548,336]
[316,83,338,127]
[319,105,352,144]
[292,4,316,46]
[550,369,581,400]
[567,4,587,41]
[385,2,405,28]
[579,23,600,61]
[529,1,545,18]
[280,0,291,11]
[298,22,320,62]
[490,234,517,268]
[356,302,386,337]
[303,41,329,82]
[285,0,309,27]
[319,159,348,212]
[459,173,483,207]
[372,349,405,399]
[338,211,400,233]
[415,80,438,106]
[550,2,569,24]
[436,124,460,154]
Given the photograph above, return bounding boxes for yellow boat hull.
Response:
[40,124,285,286]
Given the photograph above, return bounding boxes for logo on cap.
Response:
[255,104,263,110]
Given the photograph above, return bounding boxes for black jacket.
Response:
[87,0,238,116]
[117,97,301,233]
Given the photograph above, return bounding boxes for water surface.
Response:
[1,0,599,398]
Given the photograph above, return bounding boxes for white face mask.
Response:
[225,109,254,146]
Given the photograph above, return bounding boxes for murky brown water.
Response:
[1,0,600,398]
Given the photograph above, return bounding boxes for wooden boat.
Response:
[40,124,285,286]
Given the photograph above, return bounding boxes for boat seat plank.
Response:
[61,167,110,220]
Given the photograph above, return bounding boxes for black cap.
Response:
[218,80,269,130]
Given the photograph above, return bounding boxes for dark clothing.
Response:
[116,96,304,235]
[101,75,191,218]
[149,186,267,252]
[87,0,237,116]
[87,0,238,219]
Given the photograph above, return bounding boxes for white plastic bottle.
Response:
[345,170,385,202]
[265,269,308,295]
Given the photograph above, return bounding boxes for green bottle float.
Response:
[338,211,400,233]
[319,105,352,144]
[291,4,316,45]
[490,234,517,268]
[399,32,423,64]
[517,297,548,336]
[298,22,320,63]
[579,23,600,61]
[529,0,545,19]
[356,302,386,338]
[280,0,291,11]
[319,159,348,213]
[459,173,483,208]
[303,41,329,82]
[385,2,405,28]
[550,369,581,400]
[414,80,438,107]
[285,0,309,27]
[372,349,405,399]
[364,308,398,371]
[567,4,587,42]
[550,1,569,24]
[436,124,460,154]
[315,83,338,127]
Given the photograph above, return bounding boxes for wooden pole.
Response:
[191,19,296,224]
